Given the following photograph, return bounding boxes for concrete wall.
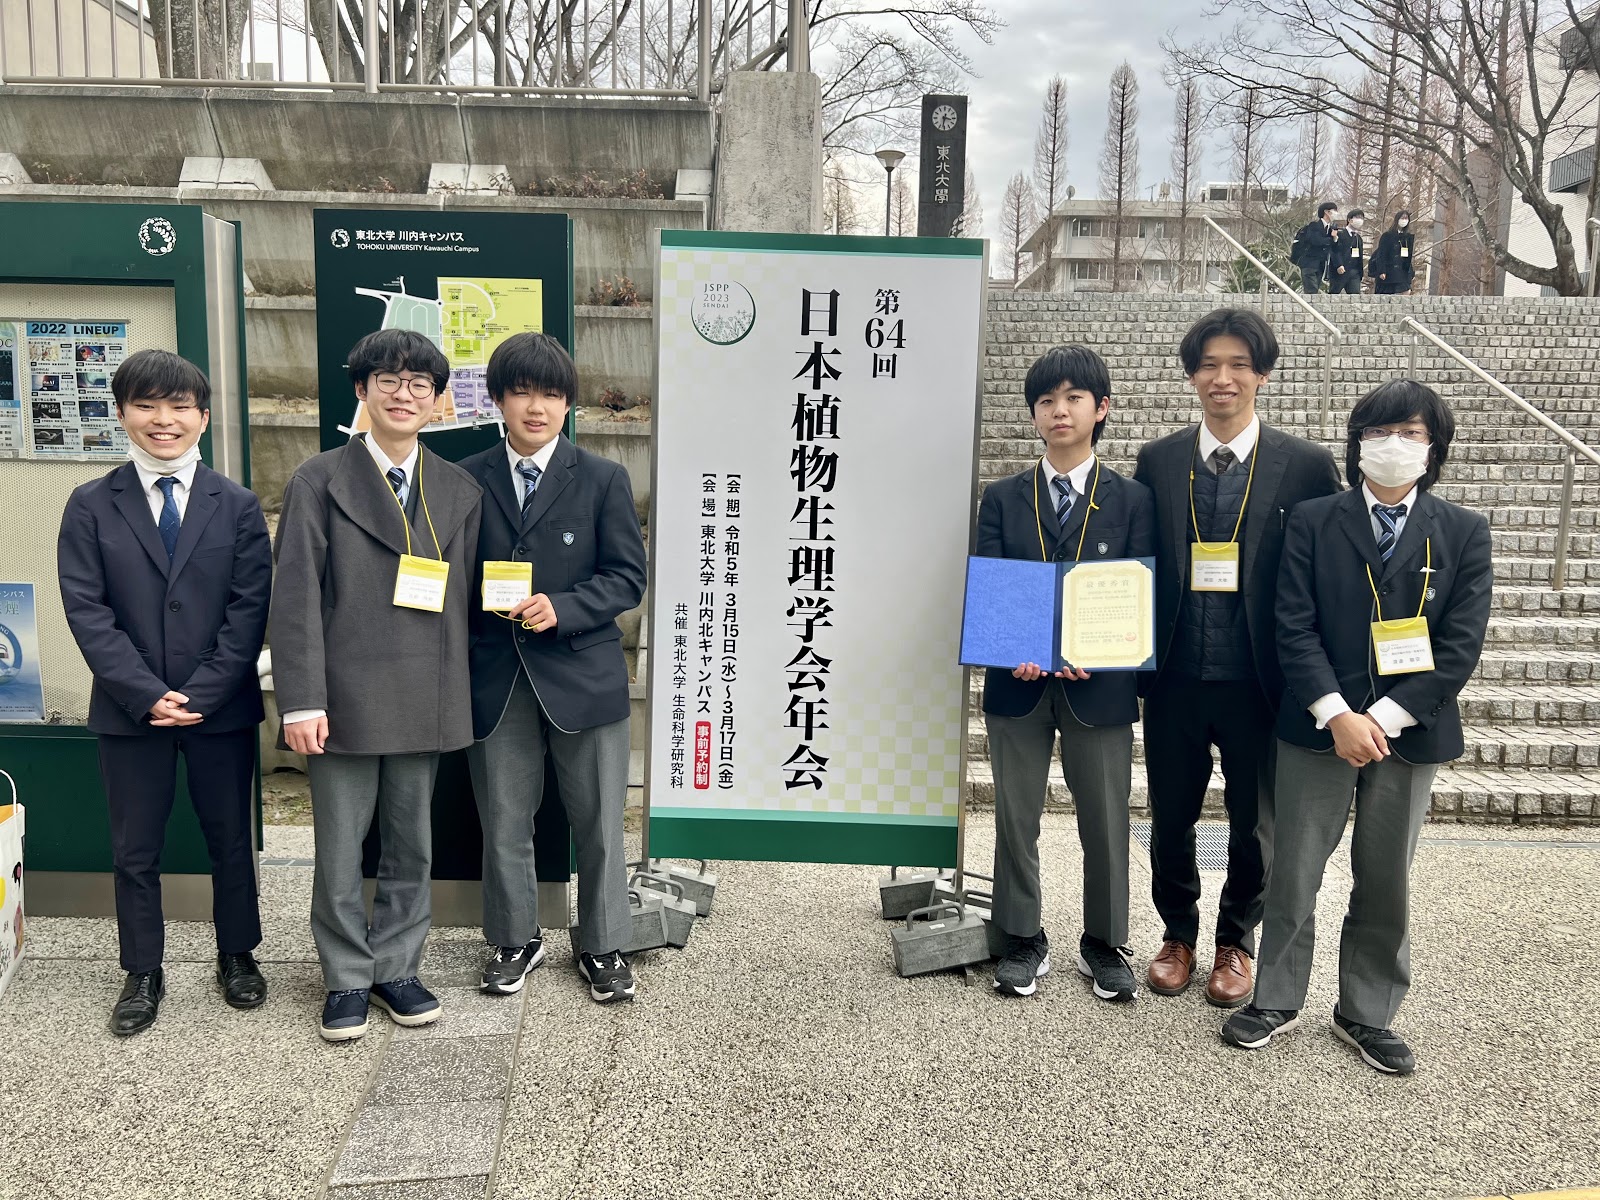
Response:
[713,71,823,234]
[0,87,714,191]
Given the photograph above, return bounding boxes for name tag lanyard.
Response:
[1365,537,1434,675]
[1032,456,1102,564]
[1187,431,1257,587]
[489,464,545,630]
[381,451,448,612]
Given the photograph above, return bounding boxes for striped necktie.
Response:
[517,460,542,517]
[1053,475,1075,530]
[155,476,180,561]
[385,466,406,506]
[1373,503,1406,562]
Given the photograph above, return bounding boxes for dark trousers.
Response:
[1328,266,1361,294]
[1374,278,1409,295]
[1142,673,1276,955]
[1298,265,1323,294]
[98,727,262,973]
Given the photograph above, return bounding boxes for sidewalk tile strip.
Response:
[330,1100,503,1186]
[391,988,526,1040]
[328,1177,487,1199]
[370,1036,516,1105]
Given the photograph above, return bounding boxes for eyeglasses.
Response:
[371,374,437,398]
[1360,427,1430,444]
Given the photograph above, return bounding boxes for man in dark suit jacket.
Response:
[1327,209,1367,294]
[1133,308,1341,1008]
[1223,380,1491,1076]
[57,350,272,1036]
[461,333,647,1005]
[976,345,1157,1003]
[1290,202,1340,294]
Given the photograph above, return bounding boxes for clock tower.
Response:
[917,94,970,238]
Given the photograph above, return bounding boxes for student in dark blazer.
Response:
[1223,380,1492,1075]
[271,329,482,1041]
[1368,210,1416,294]
[461,333,647,1004]
[57,350,272,1036]
[976,345,1156,1003]
[1133,308,1341,1008]
[1290,202,1340,294]
[1327,209,1366,294]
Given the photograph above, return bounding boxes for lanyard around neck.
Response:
[1033,456,1100,563]
[1366,537,1431,625]
[375,443,442,561]
[1189,428,1257,550]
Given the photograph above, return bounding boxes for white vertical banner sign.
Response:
[646,231,987,866]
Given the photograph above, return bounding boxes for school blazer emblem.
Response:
[563,531,575,545]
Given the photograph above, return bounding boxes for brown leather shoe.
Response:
[1205,945,1254,1008]
[1146,939,1196,995]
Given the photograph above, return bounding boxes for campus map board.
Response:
[311,209,573,457]
[645,230,988,867]
[0,319,130,460]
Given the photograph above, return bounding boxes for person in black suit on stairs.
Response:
[976,345,1156,1003]
[57,350,273,1036]
[1133,308,1341,1009]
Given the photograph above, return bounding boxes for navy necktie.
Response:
[155,477,180,561]
[1210,445,1236,475]
[517,460,542,517]
[386,466,406,506]
[1053,475,1075,530]
[1374,503,1406,562]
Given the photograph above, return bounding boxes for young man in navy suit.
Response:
[461,333,647,1004]
[976,345,1156,1002]
[57,350,273,1035]
[1223,381,1492,1075]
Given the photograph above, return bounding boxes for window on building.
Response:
[1069,260,1110,281]
[1138,219,1169,241]
[1070,217,1107,238]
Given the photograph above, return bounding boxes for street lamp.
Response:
[875,148,906,236]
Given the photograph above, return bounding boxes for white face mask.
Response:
[1350,217,1365,229]
[1360,435,1430,489]
[1397,218,1410,229]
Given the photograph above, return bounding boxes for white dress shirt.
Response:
[1040,452,1096,523]
[1308,482,1424,739]
[504,436,560,504]
[1197,414,1260,468]
[132,457,199,524]
[284,435,421,729]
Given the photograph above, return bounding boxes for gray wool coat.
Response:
[270,435,482,756]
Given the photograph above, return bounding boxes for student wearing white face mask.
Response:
[1369,210,1416,294]
[1218,380,1492,1076]
[1327,209,1366,294]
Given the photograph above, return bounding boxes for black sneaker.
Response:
[993,930,1051,996]
[370,977,442,1026]
[1221,1005,1301,1050]
[1332,1006,1416,1075]
[1075,934,1137,1002]
[481,933,547,995]
[319,989,370,1042]
[578,951,636,1004]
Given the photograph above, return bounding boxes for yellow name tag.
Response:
[482,560,532,611]
[1190,542,1240,592]
[394,554,449,612]
[1400,246,1409,258]
[1372,616,1434,675]
[1351,246,1360,258]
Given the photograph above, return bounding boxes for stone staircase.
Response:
[965,290,1600,823]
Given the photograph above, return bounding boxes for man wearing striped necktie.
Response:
[1223,380,1493,1076]
[975,345,1156,1003]
[460,333,646,1005]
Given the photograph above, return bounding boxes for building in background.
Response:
[1018,181,1291,294]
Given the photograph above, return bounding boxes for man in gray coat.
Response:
[271,329,482,1041]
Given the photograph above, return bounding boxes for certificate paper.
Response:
[1060,559,1156,671]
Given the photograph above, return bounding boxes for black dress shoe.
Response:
[110,968,165,1037]
[217,952,268,1009]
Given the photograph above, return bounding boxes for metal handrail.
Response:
[1402,316,1600,592]
[1201,215,1343,426]
[1587,217,1599,300]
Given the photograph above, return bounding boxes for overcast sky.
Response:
[942,1,1235,245]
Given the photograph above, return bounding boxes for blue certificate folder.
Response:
[958,555,1156,673]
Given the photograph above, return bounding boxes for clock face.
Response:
[932,104,958,132]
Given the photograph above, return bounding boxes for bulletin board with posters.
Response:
[645,229,988,867]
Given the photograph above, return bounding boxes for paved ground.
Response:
[4,813,1599,1200]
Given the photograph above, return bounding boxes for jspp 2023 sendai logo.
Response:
[690,282,756,346]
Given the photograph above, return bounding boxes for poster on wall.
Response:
[0,319,128,461]
[645,229,988,867]
[312,210,573,457]
[0,584,45,723]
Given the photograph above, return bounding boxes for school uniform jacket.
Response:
[1274,487,1493,763]
[269,436,482,756]
[57,461,272,736]
[463,434,647,739]
[1368,229,1415,288]
[1133,422,1342,706]
[976,459,1156,726]
[1328,227,1365,279]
